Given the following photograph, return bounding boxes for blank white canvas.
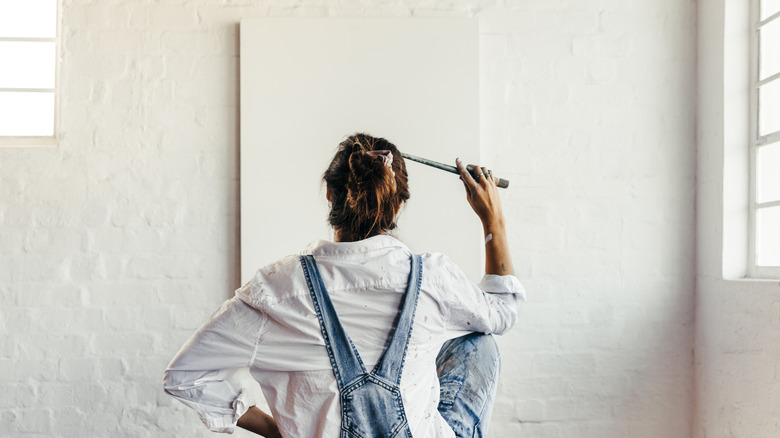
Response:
[240,18,481,283]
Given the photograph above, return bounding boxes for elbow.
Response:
[161,368,194,398]
[161,368,177,393]
[484,293,519,335]
[492,310,517,335]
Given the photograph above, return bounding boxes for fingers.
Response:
[482,166,498,186]
[475,166,498,189]
[457,158,500,192]
[456,158,477,191]
[479,166,490,186]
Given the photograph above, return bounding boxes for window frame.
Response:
[0,1,60,148]
[748,0,780,278]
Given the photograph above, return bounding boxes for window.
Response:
[750,0,780,276]
[0,0,59,146]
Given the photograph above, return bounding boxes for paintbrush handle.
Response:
[401,153,509,189]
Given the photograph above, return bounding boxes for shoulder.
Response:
[235,254,307,308]
[419,251,470,287]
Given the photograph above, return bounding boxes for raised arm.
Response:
[455,158,515,276]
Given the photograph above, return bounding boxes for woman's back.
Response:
[237,235,520,437]
[162,133,523,437]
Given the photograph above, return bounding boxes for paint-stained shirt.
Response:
[163,234,525,437]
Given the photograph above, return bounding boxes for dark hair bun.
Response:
[346,150,395,222]
[323,133,410,241]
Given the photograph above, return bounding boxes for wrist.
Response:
[481,216,506,234]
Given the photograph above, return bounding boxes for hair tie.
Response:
[367,150,394,175]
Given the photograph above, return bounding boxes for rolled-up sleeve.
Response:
[430,253,526,336]
[162,296,263,433]
[475,274,526,334]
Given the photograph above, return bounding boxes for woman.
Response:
[163,133,524,437]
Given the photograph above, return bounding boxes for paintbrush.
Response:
[401,153,509,189]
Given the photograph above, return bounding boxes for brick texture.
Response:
[0,0,696,436]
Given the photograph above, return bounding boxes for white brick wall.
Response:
[0,0,696,436]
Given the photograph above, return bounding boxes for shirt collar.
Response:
[303,234,410,258]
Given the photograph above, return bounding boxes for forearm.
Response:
[454,158,515,277]
[237,406,282,438]
[483,218,514,276]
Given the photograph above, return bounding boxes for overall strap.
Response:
[300,255,366,388]
[372,254,423,385]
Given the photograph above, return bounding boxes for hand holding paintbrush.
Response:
[401,152,514,275]
[401,153,509,188]
[454,156,514,276]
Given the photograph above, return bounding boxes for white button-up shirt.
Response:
[163,235,525,437]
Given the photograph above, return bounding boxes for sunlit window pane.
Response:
[0,92,54,136]
[758,142,780,203]
[757,206,780,266]
[0,0,57,38]
[0,42,55,89]
[759,79,780,136]
[761,17,780,79]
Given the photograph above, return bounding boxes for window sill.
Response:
[747,266,780,280]
[0,136,59,148]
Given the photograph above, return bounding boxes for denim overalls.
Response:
[300,254,423,438]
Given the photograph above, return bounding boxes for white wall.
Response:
[695,0,780,437]
[0,1,696,437]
